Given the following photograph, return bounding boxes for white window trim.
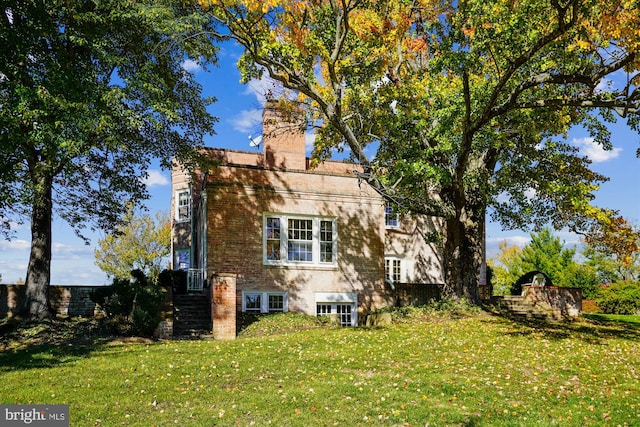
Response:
[385,255,405,284]
[263,213,338,267]
[315,292,357,327]
[241,291,288,313]
[175,189,191,223]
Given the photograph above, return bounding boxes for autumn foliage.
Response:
[202,0,640,302]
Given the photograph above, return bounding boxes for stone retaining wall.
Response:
[0,284,101,318]
[522,285,582,319]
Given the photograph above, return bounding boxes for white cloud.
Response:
[594,78,613,94]
[305,132,316,152]
[524,188,536,200]
[243,75,284,104]
[52,242,94,259]
[0,261,27,284]
[231,109,262,134]
[487,235,531,248]
[555,230,582,246]
[0,239,106,285]
[573,136,622,163]
[142,170,169,187]
[0,239,30,251]
[8,220,28,231]
[50,264,108,286]
[495,188,536,205]
[182,58,202,73]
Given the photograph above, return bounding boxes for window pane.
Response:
[336,304,352,327]
[320,220,334,263]
[266,217,280,239]
[385,258,402,283]
[289,242,312,261]
[268,294,284,312]
[288,219,312,239]
[316,303,353,326]
[320,242,333,263]
[316,304,331,316]
[288,219,313,262]
[266,217,281,260]
[177,191,191,221]
[393,260,401,282]
[245,294,261,311]
[385,202,398,227]
[266,241,281,261]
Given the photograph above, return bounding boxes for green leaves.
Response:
[0,0,219,236]
[205,0,640,301]
[1,0,219,311]
[94,208,171,281]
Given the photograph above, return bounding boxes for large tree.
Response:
[582,215,640,281]
[0,0,218,317]
[203,0,640,302]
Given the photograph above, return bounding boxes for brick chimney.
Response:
[262,100,306,170]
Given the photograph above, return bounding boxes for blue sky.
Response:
[1,42,639,285]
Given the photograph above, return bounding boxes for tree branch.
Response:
[471,0,578,133]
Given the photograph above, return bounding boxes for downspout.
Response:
[189,181,195,273]
[202,188,208,288]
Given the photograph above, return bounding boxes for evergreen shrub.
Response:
[596,281,640,315]
[90,270,164,336]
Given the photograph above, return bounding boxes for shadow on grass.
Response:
[0,317,115,372]
[0,343,104,372]
[484,309,640,344]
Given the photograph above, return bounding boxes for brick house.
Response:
[171,101,444,337]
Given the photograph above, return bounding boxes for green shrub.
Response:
[157,269,187,294]
[563,264,600,299]
[370,298,481,323]
[596,281,640,315]
[90,270,164,336]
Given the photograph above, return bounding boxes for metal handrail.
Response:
[187,269,204,292]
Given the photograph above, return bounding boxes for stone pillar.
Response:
[154,285,174,339]
[212,274,237,340]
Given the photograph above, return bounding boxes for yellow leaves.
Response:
[568,39,592,52]
[350,9,384,42]
[462,24,475,39]
[575,0,640,53]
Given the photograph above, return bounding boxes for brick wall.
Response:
[212,274,237,340]
[523,285,582,319]
[171,101,445,324]
[0,285,100,318]
[205,164,394,317]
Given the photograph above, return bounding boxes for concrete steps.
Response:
[173,294,211,336]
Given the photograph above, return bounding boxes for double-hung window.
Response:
[176,189,191,222]
[385,256,404,284]
[385,202,399,228]
[264,214,337,266]
[242,291,288,313]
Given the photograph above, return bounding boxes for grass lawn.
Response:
[583,313,640,325]
[1,312,639,426]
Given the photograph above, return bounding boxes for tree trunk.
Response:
[22,176,54,318]
[442,205,485,305]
